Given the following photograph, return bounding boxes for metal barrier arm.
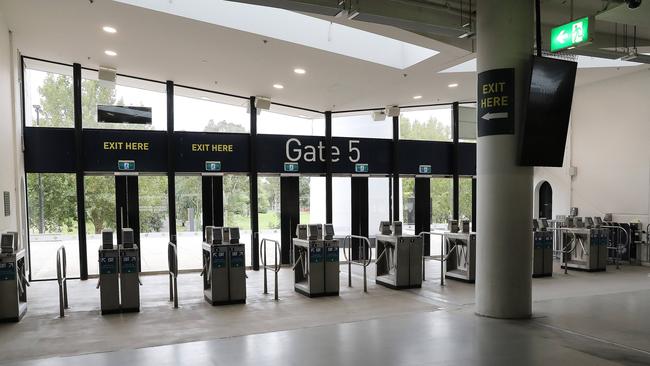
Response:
[548,228,578,274]
[261,238,281,301]
[344,235,371,293]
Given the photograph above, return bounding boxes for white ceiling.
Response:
[0,0,647,115]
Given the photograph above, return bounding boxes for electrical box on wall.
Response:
[3,192,9,216]
[569,166,578,177]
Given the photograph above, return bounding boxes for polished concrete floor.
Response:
[1,260,650,365]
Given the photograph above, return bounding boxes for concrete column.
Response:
[475,0,534,318]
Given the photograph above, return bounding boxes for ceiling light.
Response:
[104,50,117,56]
[102,26,117,34]
[294,68,306,75]
[273,84,284,89]
[298,114,308,118]
[458,31,475,39]
[200,96,212,101]
[448,83,459,88]
[413,95,423,100]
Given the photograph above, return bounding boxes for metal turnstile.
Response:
[119,244,141,312]
[561,228,607,272]
[375,222,423,290]
[0,234,28,322]
[533,230,553,277]
[97,229,141,314]
[293,224,339,297]
[98,245,120,314]
[443,232,476,282]
[202,227,246,305]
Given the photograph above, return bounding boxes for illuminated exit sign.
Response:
[118,160,135,171]
[550,17,590,52]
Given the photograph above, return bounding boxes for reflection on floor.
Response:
[1,260,649,365]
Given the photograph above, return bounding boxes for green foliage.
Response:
[27,174,77,233]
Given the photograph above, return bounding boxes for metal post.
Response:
[263,240,268,294]
[348,238,352,287]
[173,276,178,309]
[274,243,278,301]
[441,238,445,286]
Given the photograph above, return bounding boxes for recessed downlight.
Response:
[294,68,306,75]
[273,84,284,89]
[104,50,117,56]
[102,26,117,34]
[448,83,458,88]
[413,95,423,100]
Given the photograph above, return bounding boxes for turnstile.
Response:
[532,220,553,277]
[375,222,422,290]
[293,224,339,297]
[98,229,141,314]
[202,227,246,305]
[562,227,607,271]
[443,232,476,282]
[0,232,28,322]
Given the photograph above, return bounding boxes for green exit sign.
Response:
[205,161,221,172]
[550,17,590,52]
[418,165,432,175]
[354,163,369,174]
[284,162,299,173]
[118,160,135,171]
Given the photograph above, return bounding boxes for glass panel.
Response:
[332,177,351,259]
[258,176,281,262]
[24,59,74,128]
[300,176,326,225]
[460,177,474,229]
[399,106,452,141]
[81,70,166,130]
[223,175,251,266]
[258,106,324,136]
[175,175,203,270]
[174,87,250,133]
[369,177,390,235]
[26,173,79,280]
[430,177,453,256]
[85,175,116,276]
[400,177,415,235]
[459,103,477,143]
[138,176,169,272]
[332,112,392,139]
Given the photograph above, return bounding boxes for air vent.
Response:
[3,192,9,216]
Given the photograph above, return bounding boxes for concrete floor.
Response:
[1,260,649,365]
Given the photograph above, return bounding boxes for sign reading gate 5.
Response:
[477,68,515,137]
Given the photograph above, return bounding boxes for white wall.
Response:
[0,11,20,235]
[534,68,650,226]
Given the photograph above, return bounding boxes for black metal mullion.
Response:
[166,81,177,244]
[325,111,332,223]
[249,97,260,270]
[452,102,460,221]
[73,63,88,280]
[392,115,399,222]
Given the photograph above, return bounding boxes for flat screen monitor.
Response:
[518,56,577,167]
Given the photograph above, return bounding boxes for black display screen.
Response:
[518,56,577,167]
[98,105,152,124]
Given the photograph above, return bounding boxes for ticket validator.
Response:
[375,221,422,289]
[97,228,140,314]
[0,232,28,322]
[202,227,246,305]
[293,223,339,297]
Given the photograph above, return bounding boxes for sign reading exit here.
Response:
[354,163,369,174]
[117,160,135,171]
[477,68,515,137]
[551,17,590,52]
[205,161,221,172]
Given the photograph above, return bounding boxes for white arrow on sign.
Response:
[556,30,569,44]
[481,112,509,120]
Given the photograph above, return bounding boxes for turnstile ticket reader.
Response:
[375,221,422,290]
[98,228,140,314]
[561,226,607,272]
[0,232,28,322]
[293,223,339,297]
[443,232,476,282]
[119,228,140,312]
[532,219,553,277]
[202,226,246,305]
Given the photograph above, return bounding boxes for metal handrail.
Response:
[56,246,69,318]
[548,228,578,274]
[602,225,629,269]
[343,235,371,293]
[418,231,446,285]
[261,238,281,301]
[167,242,179,309]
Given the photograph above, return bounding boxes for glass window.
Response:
[399,106,452,141]
[24,59,74,128]
[138,176,170,272]
[26,173,79,280]
[258,105,324,136]
[369,177,390,235]
[459,103,477,143]
[85,175,116,276]
[174,87,250,133]
[223,175,251,266]
[81,70,167,130]
[175,175,203,270]
[258,176,281,262]
[430,177,452,256]
[400,177,415,235]
[332,112,392,139]
[300,176,326,225]
[332,177,351,237]
[459,177,474,229]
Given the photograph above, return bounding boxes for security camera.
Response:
[626,0,642,9]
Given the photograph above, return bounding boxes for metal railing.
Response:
[602,225,629,270]
[56,246,69,318]
[342,235,372,293]
[168,242,179,309]
[419,232,459,286]
[261,238,281,301]
[548,228,578,274]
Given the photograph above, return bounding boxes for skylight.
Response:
[439,55,640,73]
[115,0,439,69]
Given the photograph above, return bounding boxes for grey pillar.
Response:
[475,0,534,318]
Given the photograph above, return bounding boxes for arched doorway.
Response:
[538,181,553,219]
